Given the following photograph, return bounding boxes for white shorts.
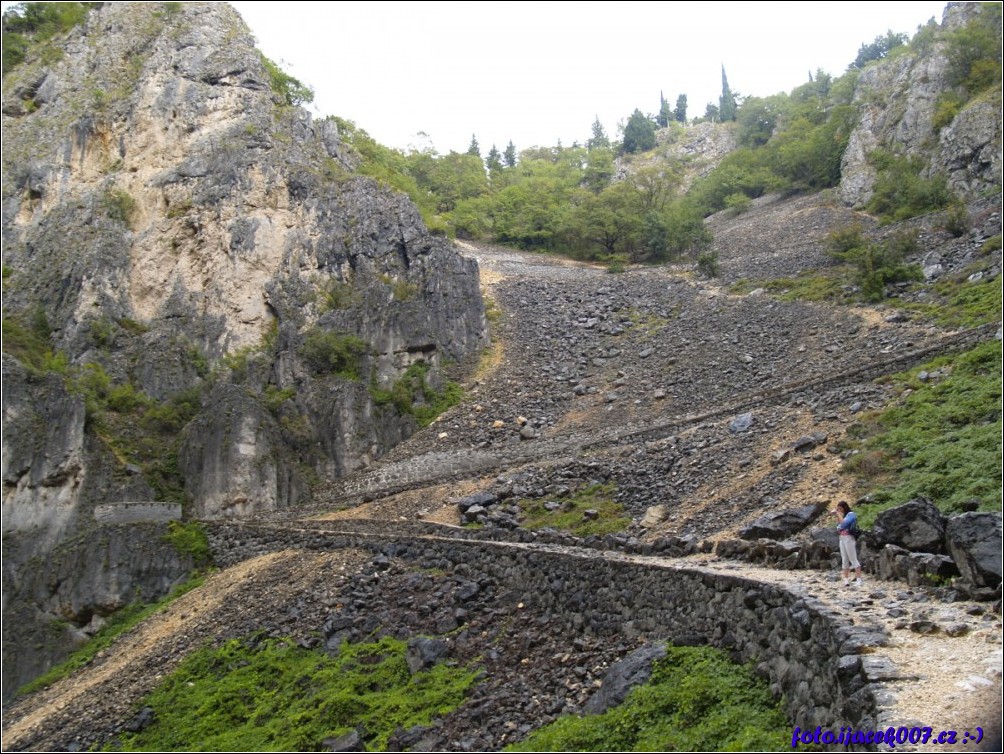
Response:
[839,534,859,570]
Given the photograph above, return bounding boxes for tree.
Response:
[503,140,517,168]
[485,144,503,178]
[851,30,908,69]
[657,92,672,128]
[621,109,656,154]
[674,94,687,124]
[719,65,737,122]
[587,116,610,150]
[703,102,719,122]
[467,134,480,158]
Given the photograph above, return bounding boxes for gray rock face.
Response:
[945,512,1003,589]
[1,1,485,694]
[739,502,828,541]
[872,498,946,554]
[582,643,667,714]
[839,3,1001,206]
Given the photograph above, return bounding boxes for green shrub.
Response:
[101,188,138,227]
[1,313,69,375]
[866,151,952,222]
[932,93,964,131]
[112,635,478,752]
[695,252,719,278]
[507,644,790,752]
[262,385,295,414]
[372,362,464,427]
[163,521,211,569]
[828,226,922,302]
[257,51,313,106]
[2,2,92,74]
[724,192,751,214]
[321,280,360,311]
[943,203,971,237]
[299,328,368,378]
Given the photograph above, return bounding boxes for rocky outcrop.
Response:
[839,3,1002,206]
[2,2,485,697]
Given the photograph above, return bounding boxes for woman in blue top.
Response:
[834,501,863,586]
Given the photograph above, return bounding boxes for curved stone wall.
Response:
[207,522,889,735]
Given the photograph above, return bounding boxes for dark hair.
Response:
[836,502,851,515]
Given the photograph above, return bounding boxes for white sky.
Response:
[231,1,949,155]
[2,1,950,154]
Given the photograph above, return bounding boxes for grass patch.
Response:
[506,644,790,752]
[518,482,630,537]
[731,269,849,303]
[110,635,479,752]
[17,574,206,698]
[839,341,1001,525]
[899,268,1003,328]
[1,312,69,375]
[163,521,211,570]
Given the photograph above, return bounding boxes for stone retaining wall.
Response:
[92,503,183,524]
[207,522,890,740]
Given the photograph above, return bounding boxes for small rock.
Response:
[728,412,754,433]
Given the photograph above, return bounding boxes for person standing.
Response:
[834,502,863,587]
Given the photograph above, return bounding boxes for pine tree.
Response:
[719,66,737,122]
[503,140,517,167]
[486,144,503,176]
[467,134,480,157]
[587,116,609,150]
[657,92,671,128]
[674,94,688,124]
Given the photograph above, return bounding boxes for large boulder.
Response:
[583,644,667,715]
[945,513,1002,589]
[739,502,827,541]
[872,498,946,553]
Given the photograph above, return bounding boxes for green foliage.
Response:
[262,385,295,414]
[943,3,1003,96]
[507,644,790,752]
[621,109,657,154]
[841,342,1002,524]
[371,362,463,427]
[866,150,952,222]
[943,202,971,237]
[1,312,69,375]
[299,328,368,379]
[163,521,211,569]
[732,270,848,303]
[2,2,92,74]
[932,92,965,131]
[674,94,687,123]
[101,188,138,227]
[112,635,479,752]
[826,226,921,301]
[518,482,630,537]
[257,51,313,106]
[724,192,751,214]
[319,279,360,312]
[719,66,737,122]
[695,252,719,278]
[17,574,205,697]
[851,29,908,69]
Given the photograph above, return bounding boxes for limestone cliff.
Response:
[839,2,1002,206]
[1,1,486,697]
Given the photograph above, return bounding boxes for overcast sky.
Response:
[231,1,948,155]
[8,1,950,154]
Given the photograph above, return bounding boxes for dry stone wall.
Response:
[207,522,891,736]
